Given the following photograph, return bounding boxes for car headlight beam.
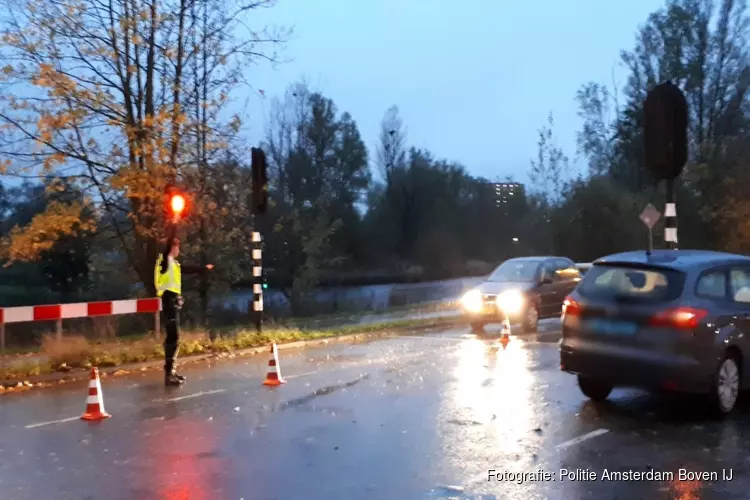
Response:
[460,289,483,313]
[496,290,525,314]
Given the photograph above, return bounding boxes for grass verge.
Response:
[0,315,463,386]
[255,301,454,330]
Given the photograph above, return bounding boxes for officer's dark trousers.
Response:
[161,290,180,374]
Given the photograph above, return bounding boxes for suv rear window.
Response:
[577,264,686,303]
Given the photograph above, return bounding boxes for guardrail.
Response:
[0,298,162,354]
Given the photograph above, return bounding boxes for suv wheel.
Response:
[577,375,612,402]
[522,305,538,334]
[710,353,741,417]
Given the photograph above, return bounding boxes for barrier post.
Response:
[154,310,160,340]
[56,318,63,342]
[1,322,5,356]
[252,230,263,334]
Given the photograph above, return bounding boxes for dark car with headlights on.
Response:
[560,249,750,416]
[460,256,581,333]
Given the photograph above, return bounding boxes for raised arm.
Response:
[181,263,214,275]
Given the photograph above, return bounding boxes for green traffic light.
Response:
[263,283,268,289]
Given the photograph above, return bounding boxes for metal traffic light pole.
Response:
[251,147,268,334]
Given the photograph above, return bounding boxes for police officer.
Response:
[155,236,214,386]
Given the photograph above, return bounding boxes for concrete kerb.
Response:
[0,317,467,390]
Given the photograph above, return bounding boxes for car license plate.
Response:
[583,318,637,336]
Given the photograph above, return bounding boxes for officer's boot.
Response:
[165,372,183,386]
[164,343,184,386]
[172,345,186,382]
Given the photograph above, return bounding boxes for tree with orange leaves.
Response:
[0,0,289,294]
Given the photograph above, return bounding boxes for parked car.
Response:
[560,249,750,416]
[460,256,581,333]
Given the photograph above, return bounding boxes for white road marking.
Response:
[160,389,226,402]
[285,371,319,380]
[25,416,81,429]
[555,428,609,450]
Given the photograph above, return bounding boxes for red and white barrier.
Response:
[0,298,161,324]
[0,298,162,354]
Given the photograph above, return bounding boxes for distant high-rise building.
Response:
[494,182,524,207]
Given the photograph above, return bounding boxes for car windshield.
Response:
[577,264,685,303]
[487,259,541,282]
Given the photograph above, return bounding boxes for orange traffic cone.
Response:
[81,367,111,421]
[499,318,511,347]
[262,343,285,386]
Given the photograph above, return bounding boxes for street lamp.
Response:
[512,237,519,243]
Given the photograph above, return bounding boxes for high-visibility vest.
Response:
[155,255,181,296]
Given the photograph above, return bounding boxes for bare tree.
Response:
[375,105,407,188]
[529,113,571,206]
[576,82,618,176]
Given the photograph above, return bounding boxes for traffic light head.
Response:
[251,147,268,215]
[644,81,688,180]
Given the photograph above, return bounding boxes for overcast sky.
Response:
[244,0,665,184]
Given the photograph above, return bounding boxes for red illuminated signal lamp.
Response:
[170,193,186,216]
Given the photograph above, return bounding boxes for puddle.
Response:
[276,374,370,411]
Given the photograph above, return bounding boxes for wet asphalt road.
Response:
[1,320,749,500]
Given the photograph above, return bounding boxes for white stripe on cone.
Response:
[501,319,511,334]
[272,344,283,379]
[94,374,106,412]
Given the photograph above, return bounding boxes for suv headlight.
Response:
[460,289,483,313]
[496,290,525,314]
